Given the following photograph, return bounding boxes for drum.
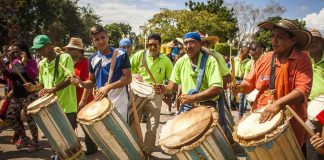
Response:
[77,98,144,160]
[233,107,303,160]
[128,81,154,128]
[159,106,236,160]
[27,94,85,160]
[246,89,259,103]
[307,95,324,133]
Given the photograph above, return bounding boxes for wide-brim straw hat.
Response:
[310,29,324,45]
[65,37,84,50]
[258,19,312,51]
[202,36,219,45]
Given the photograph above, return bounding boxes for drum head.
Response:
[159,107,214,149]
[130,81,154,97]
[77,98,112,123]
[308,96,324,121]
[27,94,56,111]
[237,107,284,140]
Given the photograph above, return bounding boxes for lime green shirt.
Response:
[210,49,230,77]
[309,53,324,100]
[244,56,261,76]
[130,50,173,85]
[170,53,223,101]
[38,53,77,113]
[234,57,250,79]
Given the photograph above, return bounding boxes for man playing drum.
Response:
[70,25,132,122]
[232,19,313,155]
[306,29,324,160]
[130,33,173,154]
[155,32,223,119]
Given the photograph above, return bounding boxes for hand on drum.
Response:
[134,75,144,82]
[178,94,196,106]
[38,88,55,97]
[94,85,111,101]
[259,103,281,123]
[230,84,244,95]
[310,133,324,150]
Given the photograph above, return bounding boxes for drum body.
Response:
[128,81,154,128]
[77,98,144,160]
[234,107,304,160]
[307,95,324,133]
[27,94,85,160]
[159,106,236,160]
[246,89,259,105]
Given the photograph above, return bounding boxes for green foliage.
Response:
[104,23,135,48]
[0,0,100,47]
[214,43,238,56]
[254,16,307,50]
[147,9,238,43]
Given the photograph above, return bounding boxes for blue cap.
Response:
[119,38,132,47]
[183,32,201,41]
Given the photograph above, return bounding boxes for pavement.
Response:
[0,101,245,160]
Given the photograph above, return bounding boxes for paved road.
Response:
[0,102,244,160]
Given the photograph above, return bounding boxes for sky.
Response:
[78,0,324,34]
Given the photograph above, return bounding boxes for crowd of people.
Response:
[0,18,323,160]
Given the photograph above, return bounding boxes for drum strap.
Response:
[269,53,276,97]
[52,54,61,87]
[106,49,118,84]
[142,50,157,84]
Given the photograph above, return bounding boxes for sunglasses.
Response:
[147,43,160,48]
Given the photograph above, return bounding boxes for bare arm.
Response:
[178,86,223,105]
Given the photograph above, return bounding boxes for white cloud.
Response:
[78,0,180,34]
[303,8,324,35]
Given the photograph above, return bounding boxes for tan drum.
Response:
[307,95,324,133]
[246,89,259,103]
[159,106,236,160]
[77,98,145,160]
[233,107,304,160]
[128,80,154,127]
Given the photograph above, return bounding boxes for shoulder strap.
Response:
[142,50,157,84]
[106,49,118,84]
[53,54,61,86]
[195,52,209,92]
[269,53,276,90]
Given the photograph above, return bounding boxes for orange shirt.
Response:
[243,50,313,146]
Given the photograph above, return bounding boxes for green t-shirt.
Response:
[309,53,324,100]
[130,50,173,85]
[210,49,230,77]
[38,53,77,113]
[234,57,250,79]
[170,53,223,101]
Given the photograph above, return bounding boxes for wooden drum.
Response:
[77,98,144,160]
[27,94,85,160]
[159,106,236,160]
[233,107,304,160]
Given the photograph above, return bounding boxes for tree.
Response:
[254,16,307,50]
[228,0,286,47]
[146,9,237,43]
[104,23,135,48]
[0,0,100,47]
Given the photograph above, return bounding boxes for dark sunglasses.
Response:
[147,43,160,48]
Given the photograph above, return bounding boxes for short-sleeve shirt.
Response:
[210,49,230,77]
[234,56,250,79]
[309,53,324,100]
[170,52,223,101]
[38,53,77,113]
[74,57,93,104]
[130,50,173,85]
[88,47,131,105]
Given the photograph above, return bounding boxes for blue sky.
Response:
[78,0,324,34]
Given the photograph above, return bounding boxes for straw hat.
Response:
[202,36,219,45]
[258,19,312,51]
[65,37,84,50]
[309,29,324,45]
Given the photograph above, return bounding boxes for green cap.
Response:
[30,35,51,50]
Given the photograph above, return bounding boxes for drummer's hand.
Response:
[178,94,196,106]
[230,83,244,94]
[23,82,35,92]
[310,133,324,150]
[94,84,111,101]
[259,103,281,123]
[134,75,144,82]
[153,84,166,95]
[70,75,82,87]
[78,100,86,111]
[38,88,55,97]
